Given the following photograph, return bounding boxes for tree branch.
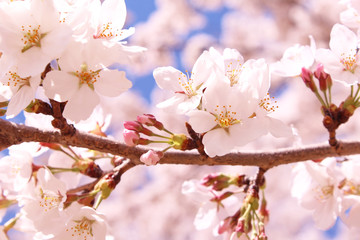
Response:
[0,118,359,169]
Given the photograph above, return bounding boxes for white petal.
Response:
[153,66,184,92]
[188,110,217,133]
[330,24,358,56]
[43,71,78,102]
[63,85,100,123]
[95,69,132,97]
[6,85,35,118]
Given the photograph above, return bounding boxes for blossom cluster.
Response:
[153,47,293,157]
[0,0,142,122]
[292,157,360,231]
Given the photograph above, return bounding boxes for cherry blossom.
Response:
[52,202,108,240]
[188,54,291,157]
[153,50,214,114]
[271,36,316,77]
[0,56,41,118]
[0,147,32,192]
[291,158,344,230]
[0,0,72,76]
[19,168,67,235]
[316,24,360,85]
[43,40,132,122]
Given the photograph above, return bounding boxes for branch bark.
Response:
[1,118,359,169]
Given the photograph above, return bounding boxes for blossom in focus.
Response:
[189,52,291,157]
[43,40,132,122]
[153,50,215,114]
[316,24,360,85]
[91,0,134,42]
[0,56,41,118]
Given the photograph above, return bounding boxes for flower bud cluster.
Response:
[301,64,333,94]
[123,114,192,165]
[184,173,268,240]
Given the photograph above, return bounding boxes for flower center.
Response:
[340,180,360,195]
[226,60,243,87]
[38,188,63,212]
[258,93,278,113]
[177,71,196,97]
[314,185,334,201]
[21,25,45,53]
[214,105,241,128]
[6,71,31,89]
[74,64,101,89]
[93,22,123,40]
[66,217,95,239]
[340,49,358,73]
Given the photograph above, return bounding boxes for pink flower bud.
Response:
[124,121,143,131]
[301,67,317,92]
[140,150,164,166]
[123,121,153,136]
[314,63,332,91]
[123,129,140,146]
[217,217,233,235]
[137,114,157,125]
[137,114,164,130]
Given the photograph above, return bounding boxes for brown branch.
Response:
[1,118,360,169]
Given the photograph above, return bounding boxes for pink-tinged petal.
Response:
[156,95,185,110]
[43,71,78,102]
[63,85,100,122]
[230,118,268,145]
[191,50,214,87]
[177,94,201,113]
[100,0,126,30]
[153,66,184,92]
[95,69,132,97]
[329,24,358,56]
[41,24,72,58]
[314,48,358,84]
[6,85,35,118]
[188,110,217,133]
[209,47,225,73]
[223,48,244,65]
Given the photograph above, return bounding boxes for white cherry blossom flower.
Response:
[52,202,107,240]
[291,158,343,230]
[43,40,132,122]
[188,56,291,157]
[0,0,72,76]
[20,168,67,235]
[153,50,214,114]
[0,55,41,118]
[316,24,360,85]
[0,147,32,192]
[340,1,360,29]
[91,0,134,42]
[182,179,238,231]
[209,47,245,87]
[188,79,260,157]
[271,36,316,77]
